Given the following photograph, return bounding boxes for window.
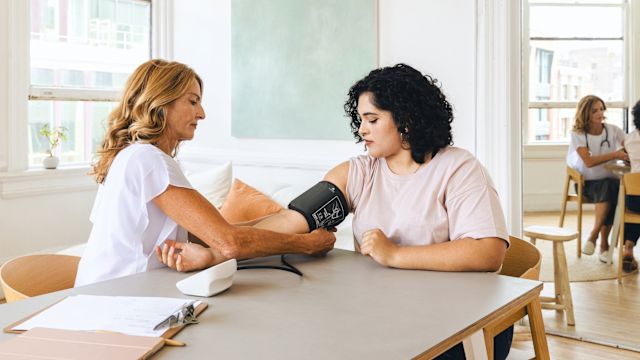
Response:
[28,0,151,166]
[525,0,628,144]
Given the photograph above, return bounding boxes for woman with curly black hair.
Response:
[338,64,512,360]
[338,64,508,273]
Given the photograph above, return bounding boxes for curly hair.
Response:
[572,95,606,133]
[344,63,453,163]
[633,99,640,131]
[90,59,202,184]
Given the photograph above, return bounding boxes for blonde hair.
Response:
[91,59,202,184]
[572,94,606,134]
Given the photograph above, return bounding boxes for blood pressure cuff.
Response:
[288,181,348,230]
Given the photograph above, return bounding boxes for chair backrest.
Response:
[623,172,640,196]
[560,166,591,259]
[500,236,542,281]
[565,166,586,201]
[617,172,640,283]
[0,254,80,303]
[486,236,543,340]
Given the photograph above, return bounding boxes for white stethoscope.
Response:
[585,124,610,155]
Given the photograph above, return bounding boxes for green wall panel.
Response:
[231,0,376,140]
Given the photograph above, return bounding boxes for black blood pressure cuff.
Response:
[288,181,348,230]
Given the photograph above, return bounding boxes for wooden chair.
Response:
[617,173,640,283]
[482,236,545,359]
[559,166,593,259]
[0,254,80,303]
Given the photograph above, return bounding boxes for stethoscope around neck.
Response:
[585,124,610,155]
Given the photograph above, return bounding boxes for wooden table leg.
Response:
[527,297,550,360]
[462,330,489,360]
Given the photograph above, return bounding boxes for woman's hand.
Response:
[155,240,225,272]
[359,229,399,267]
[615,149,629,162]
[300,228,337,256]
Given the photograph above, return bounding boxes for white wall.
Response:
[0,0,8,172]
[0,191,95,258]
[378,0,476,151]
[173,0,361,174]
[523,147,569,212]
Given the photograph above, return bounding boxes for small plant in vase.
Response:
[39,124,68,169]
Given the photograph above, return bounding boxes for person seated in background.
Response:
[566,95,629,262]
[74,59,336,287]
[620,99,640,272]
[159,63,511,360]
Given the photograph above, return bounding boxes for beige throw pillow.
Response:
[220,179,284,223]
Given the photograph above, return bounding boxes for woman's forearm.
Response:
[154,186,334,260]
[583,151,618,168]
[388,237,507,272]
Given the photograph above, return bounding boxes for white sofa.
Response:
[57,161,355,258]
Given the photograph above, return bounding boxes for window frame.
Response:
[523,0,630,145]
[29,0,153,103]
[0,0,172,198]
[28,0,153,167]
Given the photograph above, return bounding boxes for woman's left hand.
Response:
[359,228,398,267]
[155,240,222,272]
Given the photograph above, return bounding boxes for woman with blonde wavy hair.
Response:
[75,59,335,286]
[566,94,628,261]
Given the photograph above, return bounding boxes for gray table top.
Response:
[0,249,541,359]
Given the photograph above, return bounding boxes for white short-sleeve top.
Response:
[75,143,192,287]
[566,123,625,180]
[347,146,509,247]
[626,129,640,173]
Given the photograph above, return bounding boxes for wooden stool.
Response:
[523,225,576,326]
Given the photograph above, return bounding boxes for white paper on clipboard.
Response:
[13,295,201,338]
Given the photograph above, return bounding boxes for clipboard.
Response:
[3,297,208,341]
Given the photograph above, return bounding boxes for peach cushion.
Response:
[220,179,284,223]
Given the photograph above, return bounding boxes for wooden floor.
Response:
[510,328,640,359]
[510,211,640,359]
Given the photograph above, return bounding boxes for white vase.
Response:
[42,156,59,169]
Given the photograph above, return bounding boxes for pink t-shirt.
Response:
[347,146,509,247]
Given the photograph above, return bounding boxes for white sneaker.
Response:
[582,241,596,255]
[599,250,610,263]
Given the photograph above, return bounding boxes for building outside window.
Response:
[28,0,151,167]
[525,0,627,144]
